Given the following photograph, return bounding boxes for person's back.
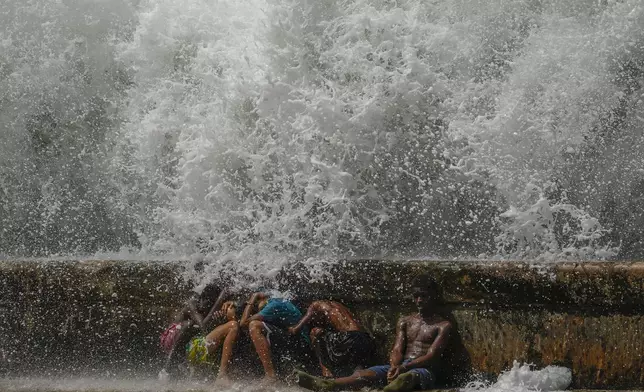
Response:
[308,300,362,332]
[290,300,378,377]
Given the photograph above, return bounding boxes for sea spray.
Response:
[1,0,643,271]
[463,361,573,392]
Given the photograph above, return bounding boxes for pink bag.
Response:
[160,323,181,354]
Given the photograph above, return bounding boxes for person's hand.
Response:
[212,310,226,324]
[249,292,261,303]
[288,326,298,335]
[387,365,401,382]
[221,302,231,312]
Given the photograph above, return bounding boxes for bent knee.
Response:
[248,320,264,332]
[227,320,240,331]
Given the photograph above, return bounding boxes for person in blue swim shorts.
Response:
[296,274,452,392]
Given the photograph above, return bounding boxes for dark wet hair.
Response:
[196,282,221,311]
[411,274,443,303]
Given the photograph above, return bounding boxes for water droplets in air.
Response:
[1,0,644,271]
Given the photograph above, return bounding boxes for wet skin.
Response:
[288,300,365,377]
[390,287,451,373]
[296,284,452,391]
[161,288,228,375]
[289,300,362,335]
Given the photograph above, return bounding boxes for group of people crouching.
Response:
[158,274,451,392]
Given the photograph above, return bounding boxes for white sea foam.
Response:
[0,377,302,392]
[1,0,643,270]
[0,363,574,392]
[462,361,573,392]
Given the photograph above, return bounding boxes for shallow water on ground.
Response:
[0,362,574,392]
[0,377,304,392]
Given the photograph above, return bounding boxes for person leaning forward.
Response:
[296,274,452,392]
[288,300,378,377]
[240,291,313,384]
[158,283,228,380]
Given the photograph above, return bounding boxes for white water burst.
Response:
[1,0,643,270]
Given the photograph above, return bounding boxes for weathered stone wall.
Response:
[1,260,643,389]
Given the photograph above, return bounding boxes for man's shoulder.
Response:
[399,314,452,326]
[437,319,452,329]
[398,314,417,323]
[312,299,340,310]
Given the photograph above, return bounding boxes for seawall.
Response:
[1,259,643,389]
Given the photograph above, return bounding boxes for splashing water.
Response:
[463,361,572,392]
[0,362,573,392]
[0,377,302,392]
[2,0,644,273]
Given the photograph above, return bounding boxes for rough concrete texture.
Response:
[1,259,644,389]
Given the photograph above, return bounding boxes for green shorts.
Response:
[186,336,221,368]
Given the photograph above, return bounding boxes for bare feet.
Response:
[383,372,419,392]
[157,369,170,383]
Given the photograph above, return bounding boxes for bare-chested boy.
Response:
[288,300,377,377]
[296,275,451,392]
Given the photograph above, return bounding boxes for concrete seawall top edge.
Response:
[4,259,644,311]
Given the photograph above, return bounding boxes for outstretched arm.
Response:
[201,288,229,329]
[389,317,407,366]
[289,302,318,335]
[401,322,452,371]
[186,298,205,328]
[387,317,409,382]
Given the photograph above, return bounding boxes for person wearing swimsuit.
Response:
[288,300,378,377]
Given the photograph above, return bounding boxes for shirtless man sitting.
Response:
[288,300,377,377]
[296,275,451,392]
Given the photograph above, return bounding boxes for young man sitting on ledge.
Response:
[295,274,452,392]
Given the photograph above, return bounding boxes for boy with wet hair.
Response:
[296,274,451,392]
[288,300,378,377]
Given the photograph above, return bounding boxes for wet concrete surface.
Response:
[2,260,644,389]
